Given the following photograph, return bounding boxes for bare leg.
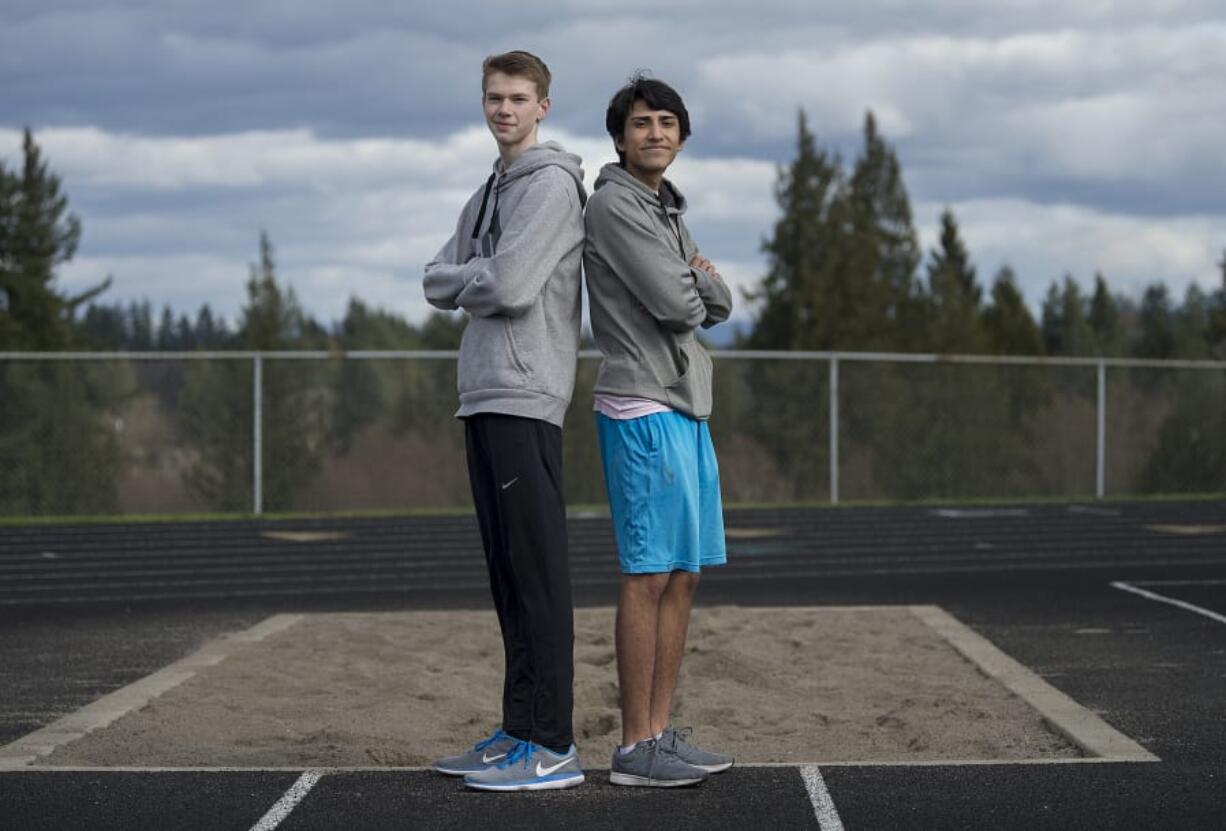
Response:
[648,571,700,735]
[616,573,670,747]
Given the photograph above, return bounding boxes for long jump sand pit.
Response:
[33,606,1102,768]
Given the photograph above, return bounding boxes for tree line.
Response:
[2,122,1223,515]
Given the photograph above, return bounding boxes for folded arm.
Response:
[587,196,707,333]
[422,214,470,311]
[454,168,583,318]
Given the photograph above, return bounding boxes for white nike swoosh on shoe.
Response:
[482,751,506,763]
[536,757,574,776]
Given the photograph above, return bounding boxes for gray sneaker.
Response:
[609,738,708,787]
[433,729,518,776]
[661,726,735,773]
[464,741,585,791]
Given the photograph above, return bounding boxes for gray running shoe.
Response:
[609,738,708,787]
[464,741,585,791]
[661,726,735,773]
[433,729,517,776]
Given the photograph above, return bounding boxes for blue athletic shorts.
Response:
[595,410,727,574]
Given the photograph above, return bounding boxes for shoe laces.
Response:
[499,739,536,769]
[661,726,693,753]
[473,729,509,752]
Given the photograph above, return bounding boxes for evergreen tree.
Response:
[156,305,176,350]
[1135,283,1175,359]
[1210,249,1226,358]
[746,111,848,350]
[419,311,466,349]
[1041,276,1095,356]
[0,129,108,349]
[1173,283,1211,359]
[982,266,1043,355]
[846,111,922,350]
[179,233,329,511]
[1088,273,1126,356]
[80,303,128,349]
[924,208,983,352]
[128,300,153,350]
[0,129,122,515]
[195,304,225,349]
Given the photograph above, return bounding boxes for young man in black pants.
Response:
[423,50,587,791]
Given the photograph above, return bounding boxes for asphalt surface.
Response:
[0,500,1224,830]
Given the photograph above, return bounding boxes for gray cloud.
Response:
[2,1,1224,329]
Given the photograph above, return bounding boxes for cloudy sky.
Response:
[3,1,1224,338]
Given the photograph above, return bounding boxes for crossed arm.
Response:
[587,195,732,332]
[423,169,581,318]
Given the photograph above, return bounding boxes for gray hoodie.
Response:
[423,141,586,427]
[583,162,732,420]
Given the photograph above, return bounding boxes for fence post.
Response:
[830,356,839,505]
[1096,361,1106,500]
[253,354,263,516]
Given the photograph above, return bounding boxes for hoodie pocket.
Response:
[457,315,528,394]
[504,319,531,378]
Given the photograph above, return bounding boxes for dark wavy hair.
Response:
[605,73,691,164]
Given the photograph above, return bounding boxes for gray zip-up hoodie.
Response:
[583,163,732,420]
[423,141,586,427]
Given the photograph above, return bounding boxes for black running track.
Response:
[1,500,1224,830]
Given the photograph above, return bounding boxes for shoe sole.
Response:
[609,771,705,787]
[464,773,585,792]
[695,760,734,773]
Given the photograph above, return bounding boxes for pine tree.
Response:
[846,111,921,350]
[924,208,983,352]
[156,305,177,350]
[1088,273,1125,356]
[1041,276,1095,356]
[0,129,122,514]
[1173,283,1211,359]
[1208,248,1226,358]
[0,129,108,349]
[982,266,1043,355]
[179,233,329,511]
[747,111,848,350]
[128,300,153,350]
[1135,283,1175,359]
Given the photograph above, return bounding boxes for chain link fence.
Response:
[1,350,1223,517]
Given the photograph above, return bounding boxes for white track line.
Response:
[0,614,303,769]
[249,770,324,831]
[1111,581,1226,626]
[911,605,1157,762]
[1127,579,1226,587]
[800,765,845,830]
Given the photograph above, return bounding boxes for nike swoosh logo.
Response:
[500,477,519,490]
[536,757,574,776]
[482,751,506,763]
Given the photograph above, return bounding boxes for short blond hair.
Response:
[482,50,551,100]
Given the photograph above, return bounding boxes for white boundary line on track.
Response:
[0,605,1160,776]
[1111,581,1226,626]
[249,770,324,831]
[0,614,304,770]
[800,765,845,830]
[910,605,1158,762]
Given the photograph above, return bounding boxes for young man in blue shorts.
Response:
[423,50,586,792]
[583,75,736,787]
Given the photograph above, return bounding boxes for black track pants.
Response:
[464,413,574,752]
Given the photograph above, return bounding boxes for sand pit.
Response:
[40,606,1082,767]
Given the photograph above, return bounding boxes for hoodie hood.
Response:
[495,141,586,205]
[592,162,687,216]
